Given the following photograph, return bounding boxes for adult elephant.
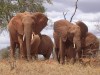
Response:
[8,12,48,60]
[82,32,99,58]
[53,19,88,64]
[31,34,53,59]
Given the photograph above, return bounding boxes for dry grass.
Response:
[0,59,100,75]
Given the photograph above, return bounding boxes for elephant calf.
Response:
[31,34,53,59]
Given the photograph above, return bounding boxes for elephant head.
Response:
[68,24,81,51]
[54,20,70,42]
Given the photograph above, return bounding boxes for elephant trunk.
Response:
[74,40,81,52]
[59,36,64,64]
[24,26,32,60]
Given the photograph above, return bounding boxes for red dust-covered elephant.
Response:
[8,12,48,60]
[53,20,88,64]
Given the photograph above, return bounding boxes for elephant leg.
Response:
[55,48,60,63]
[59,48,65,64]
[10,42,16,59]
[18,34,25,59]
[45,53,51,60]
[78,50,82,58]
[43,55,47,60]
[59,39,65,64]
[77,50,82,62]
[33,54,38,60]
[43,54,49,60]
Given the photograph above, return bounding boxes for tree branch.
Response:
[70,0,78,22]
[63,10,69,20]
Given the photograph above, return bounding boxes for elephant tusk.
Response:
[74,43,76,48]
[23,34,25,41]
[32,34,34,40]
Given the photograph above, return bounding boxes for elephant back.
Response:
[38,35,53,54]
[76,21,88,39]
[85,32,99,48]
[32,12,48,34]
[54,20,70,37]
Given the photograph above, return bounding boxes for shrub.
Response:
[0,46,10,59]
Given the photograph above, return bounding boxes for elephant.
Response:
[81,32,99,58]
[53,19,88,64]
[8,12,48,60]
[31,34,53,59]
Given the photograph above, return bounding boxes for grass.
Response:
[0,59,100,75]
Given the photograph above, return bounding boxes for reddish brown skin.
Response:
[8,12,48,60]
[31,34,53,59]
[53,20,88,64]
[65,39,76,63]
[30,34,41,59]
[75,21,88,59]
[81,32,99,58]
[53,20,81,64]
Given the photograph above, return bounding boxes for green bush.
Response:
[0,46,10,59]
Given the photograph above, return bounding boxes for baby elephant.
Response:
[31,34,53,59]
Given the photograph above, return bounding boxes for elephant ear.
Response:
[54,20,70,41]
[75,21,88,39]
[32,12,48,34]
[11,14,24,35]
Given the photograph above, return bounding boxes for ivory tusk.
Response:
[74,43,76,48]
[32,34,34,40]
[23,34,25,41]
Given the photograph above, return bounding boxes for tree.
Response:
[95,19,100,32]
[0,0,52,32]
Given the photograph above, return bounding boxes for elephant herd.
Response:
[8,11,99,64]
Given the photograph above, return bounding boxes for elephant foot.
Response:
[70,58,76,64]
[27,56,32,61]
[10,57,15,62]
[60,60,65,64]
[20,55,27,60]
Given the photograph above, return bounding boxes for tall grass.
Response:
[0,59,100,75]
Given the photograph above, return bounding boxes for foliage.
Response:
[0,46,10,59]
[0,0,52,32]
[95,20,100,32]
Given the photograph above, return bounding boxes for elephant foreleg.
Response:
[55,48,60,63]
[10,42,16,59]
[18,35,25,59]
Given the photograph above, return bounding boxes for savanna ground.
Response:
[0,55,100,75]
